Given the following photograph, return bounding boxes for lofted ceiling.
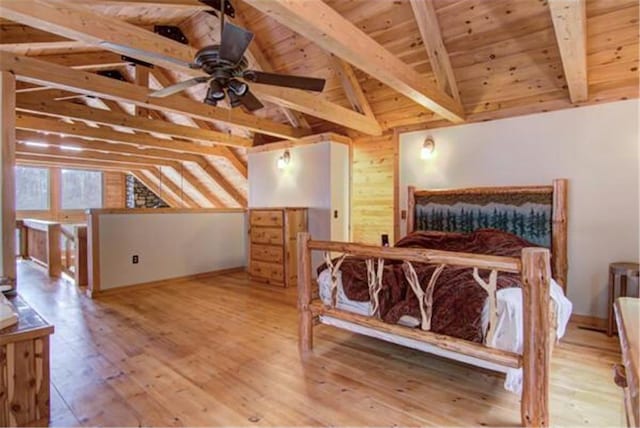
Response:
[0,0,637,208]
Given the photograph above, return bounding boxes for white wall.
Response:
[330,143,350,242]
[399,99,639,318]
[249,143,331,242]
[99,211,246,289]
[248,141,350,270]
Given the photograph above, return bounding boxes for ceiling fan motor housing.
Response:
[194,45,248,76]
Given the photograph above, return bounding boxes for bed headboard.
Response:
[406,179,568,291]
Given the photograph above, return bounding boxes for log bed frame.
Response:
[297,180,568,427]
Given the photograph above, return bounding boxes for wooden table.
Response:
[614,297,639,427]
[0,296,54,427]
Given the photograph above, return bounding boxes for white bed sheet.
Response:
[317,269,572,394]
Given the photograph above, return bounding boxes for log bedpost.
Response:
[520,247,552,427]
[407,186,416,235]
[297,232,313,353]
[551,178,568,292]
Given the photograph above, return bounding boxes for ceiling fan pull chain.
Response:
[220,0,225,34]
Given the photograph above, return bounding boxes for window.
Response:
[16,166,49,210]
[61,169,103,210]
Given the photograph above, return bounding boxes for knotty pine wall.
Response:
[102,172,127,209]
[350,133,398,245]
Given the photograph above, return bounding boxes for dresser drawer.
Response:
[250,227,283,245]
[250,210,284,227]
[250,260,284,283]
[251,244,284,264]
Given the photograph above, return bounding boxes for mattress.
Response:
[317,268,572,394]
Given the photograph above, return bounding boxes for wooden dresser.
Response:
[615,297,639,427]
[0,296,54,427]
[248,208,308,287]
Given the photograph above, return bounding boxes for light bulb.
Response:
[277,150,291,169]
[421,137,435,159]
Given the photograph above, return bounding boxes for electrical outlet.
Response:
[132,255,139,264]
[333,210,338,219]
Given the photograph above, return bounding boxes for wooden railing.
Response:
[60,224,88,286]
[17,219,87,286]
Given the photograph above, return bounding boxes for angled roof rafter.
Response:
[243,0,465,123]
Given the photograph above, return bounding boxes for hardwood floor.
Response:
[16,260,625,427]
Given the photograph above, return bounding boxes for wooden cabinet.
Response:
[614,297,639,427]
[0,296,54,427]
[248,208,307,287]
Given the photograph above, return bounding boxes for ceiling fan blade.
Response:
[239,89,264,111]
[150,76,211,98]
[243,70,326,92]
[219,22,254,65]
[99,41,200,69]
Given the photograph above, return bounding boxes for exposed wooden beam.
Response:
[250,84,382,136]
[195,159,247,207]
[15,129,204,164]
[100,98,131,115]
[0,1,380,135]
[178,167,226,208]
[130,170,182,208]
[15,82,42,93]
[16,98,253,148]
[409,0,461,103]
[0,1,195,70]
[0,72,16,290]
[17,88,76,99]
[328,54,376,119]
[65,0,211,9]
[16,143,178,167]
[548,0,588,103]
[248,132,352,153]
[218,147,248,179]
[16,154,141,173]
[134,65,151,118]
[15,114,228,157]
[244,0,465,123]
[0,51,304,140]
[0,23,86,51]
[146,167,199,208]
[36,51,129,70]
[21,92,246,207]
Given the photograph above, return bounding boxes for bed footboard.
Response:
[297,232,553,427]
[521,247,552,427]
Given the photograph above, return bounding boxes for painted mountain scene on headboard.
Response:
[414,189,553,247]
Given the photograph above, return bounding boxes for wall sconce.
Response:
[421,137,435,159]
[277,150,291,169]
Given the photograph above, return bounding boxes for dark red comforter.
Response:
[319,229,541,343]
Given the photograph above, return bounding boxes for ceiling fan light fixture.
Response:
[228,78,248,96]
[227,89,242,108]
[204,80,225,105]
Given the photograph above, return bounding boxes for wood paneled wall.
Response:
[103,172,126,209]
[351,133,398,245]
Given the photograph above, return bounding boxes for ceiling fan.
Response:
[123,0,326,111]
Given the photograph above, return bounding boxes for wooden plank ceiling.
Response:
[1,0,637,208]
